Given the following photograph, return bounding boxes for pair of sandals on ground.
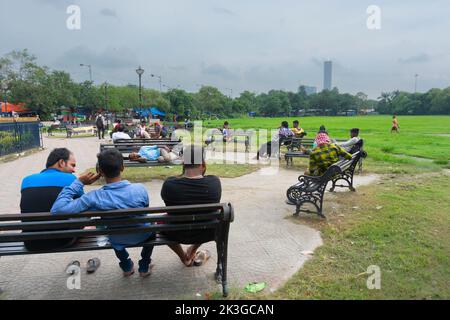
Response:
[66,258,101,275]
[65,249,211,277]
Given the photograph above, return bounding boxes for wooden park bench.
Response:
[0,203,234,297]
[286,151,367,218]
[100,140,183,167]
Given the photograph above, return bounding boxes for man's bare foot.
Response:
[183,246,198,267]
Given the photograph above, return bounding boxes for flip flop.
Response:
[86,258,101,274]
[193,250,211,267]
[66,260,80,275]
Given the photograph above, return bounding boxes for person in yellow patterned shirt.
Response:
[291,120,306,137]
[306,132,352,176]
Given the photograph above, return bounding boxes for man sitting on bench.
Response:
[20,148,78,251]
[338,128,361,153]
[161,145,222,267]
[51,149,155,278]
[306,132,352,176]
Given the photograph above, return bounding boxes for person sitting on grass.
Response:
[339,128,361,153]
[160,145,221,267]
[305,132,352,176]
[51,149,155,278]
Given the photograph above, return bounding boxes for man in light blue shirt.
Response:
[51,149,155,278]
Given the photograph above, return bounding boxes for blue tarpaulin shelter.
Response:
[133,107,166,117]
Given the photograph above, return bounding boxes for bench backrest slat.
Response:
[0,212,222,232]
[0,203,230,222]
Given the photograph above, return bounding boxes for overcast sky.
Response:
[1,0,449,98]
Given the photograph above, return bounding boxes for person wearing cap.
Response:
[306,132,352,176]
[339,128,361,153]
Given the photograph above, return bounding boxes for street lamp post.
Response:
[225,88,233,99]
[151,74,162,92]
[104,82,109,129]
[136,66,145,108]
[1,81,9,114]
[414,74,419,93]
[80,64,93,83]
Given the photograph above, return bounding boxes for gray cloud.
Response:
[212,7,237,16]
[100,8,118,19]
[2,0,450,98]
[55,46,137,69]
[202,64,239,80]
[399,54,431,64]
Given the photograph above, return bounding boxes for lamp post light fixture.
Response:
[136,66,145,107]
[80,64,93,83]
[151,74,162,92]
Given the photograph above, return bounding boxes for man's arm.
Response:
[51,172,101,214]
[339,137,358,148]
[336,145,353,160]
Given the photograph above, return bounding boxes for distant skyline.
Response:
[1,0,450,99]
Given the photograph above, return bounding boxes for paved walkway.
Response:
[0,136,377,299]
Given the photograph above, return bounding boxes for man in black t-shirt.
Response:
[161,145,222,266]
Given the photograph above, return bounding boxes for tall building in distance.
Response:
[323,60,332,91]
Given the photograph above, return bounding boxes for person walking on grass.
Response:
[391,115,400,133]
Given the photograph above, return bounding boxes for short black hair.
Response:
[224,121,229,126]
[351,128,360,135]
[117,119,122,124]
[293,120,299,125]
[183,145,205,169]
[318,125,327,133]
[281,121,289,128]
[117,124,125,132]
[46,148,72,168]
[97,149,124,178]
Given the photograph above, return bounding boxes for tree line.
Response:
[1,50,449,120]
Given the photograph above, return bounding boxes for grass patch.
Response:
[203,116,450,172]
[269,173,450,300]
[88,163,260,182]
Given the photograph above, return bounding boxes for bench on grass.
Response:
[205,129,252,153]
[0,203,234,297]
[286,151,366,218]
[284,138,361,169]
[100,140,183,167]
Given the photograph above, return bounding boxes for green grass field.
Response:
[203,116,450,173]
